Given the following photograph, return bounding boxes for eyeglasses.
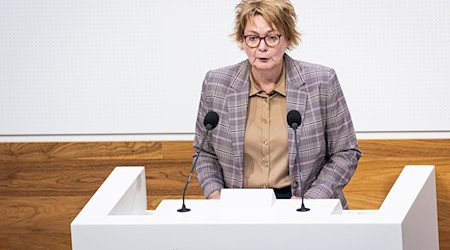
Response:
[243,34,282,48]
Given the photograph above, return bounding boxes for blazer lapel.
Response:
[227,61,250,173]
[225,55,307,180]
[284,54,308,176]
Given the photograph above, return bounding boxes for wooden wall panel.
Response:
[0,139,449,249]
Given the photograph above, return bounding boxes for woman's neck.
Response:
[251,62,283,93]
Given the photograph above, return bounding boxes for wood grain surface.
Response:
[0,139,449,249]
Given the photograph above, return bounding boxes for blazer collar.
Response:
[230,54,306,87]
[229,59,251,91]
[284,54,306,88]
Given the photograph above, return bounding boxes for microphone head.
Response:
[204,111,219,130]
[287,110,302,129]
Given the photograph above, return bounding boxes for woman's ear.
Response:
[239,39,245,50]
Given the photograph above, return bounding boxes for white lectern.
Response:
[71,165,439,250]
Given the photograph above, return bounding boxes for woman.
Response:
[194,0,361,209]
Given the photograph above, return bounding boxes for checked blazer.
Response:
[194,54,362,208]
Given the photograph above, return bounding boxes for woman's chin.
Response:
[252,62,275,71]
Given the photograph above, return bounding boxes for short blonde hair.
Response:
[232,0,301,48]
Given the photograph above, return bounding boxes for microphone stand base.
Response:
[296,200,310,212]
[177,207,191,212]
[177,204,191,213]
[296,206,310,212]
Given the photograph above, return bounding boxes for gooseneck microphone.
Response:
[287,110,310,212]
[178,111,219,212]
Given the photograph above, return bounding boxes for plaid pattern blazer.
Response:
[194,54,362,208]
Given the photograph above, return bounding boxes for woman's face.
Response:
[242,15,290,72]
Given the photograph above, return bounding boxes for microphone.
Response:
[287,109,302,129]
[178,111,219,212]
[287,110,310,212]
[203,111,219,130]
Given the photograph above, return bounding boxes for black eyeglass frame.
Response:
[243,34,282,48]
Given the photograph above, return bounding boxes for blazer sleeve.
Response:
[304,69,362,200]
[193,72,224,198]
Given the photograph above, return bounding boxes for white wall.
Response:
[1,0,449,140]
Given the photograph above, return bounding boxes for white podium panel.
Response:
[71,165,439,250]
